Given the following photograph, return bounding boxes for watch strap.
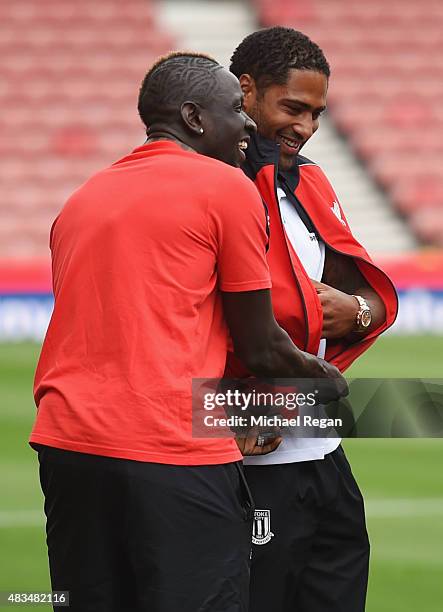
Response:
[352,294,371,331]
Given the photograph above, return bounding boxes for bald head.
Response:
[138,52,224,130]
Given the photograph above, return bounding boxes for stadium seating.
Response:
[0,0,175,257]
[251,0,443,247]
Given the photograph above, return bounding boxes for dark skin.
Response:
[315,248,386,340]
[239,69,327,171]
[222,289,347,455]
[145,66,348,455]
[221,290,348,395]
[146,69,256,168]
[221,286,349,455]
[239,68,386,341]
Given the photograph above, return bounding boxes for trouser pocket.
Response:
[233,461,255,521]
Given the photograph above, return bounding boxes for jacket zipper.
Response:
[271,155,311,352]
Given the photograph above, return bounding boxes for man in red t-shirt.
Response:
[31,52,346,612]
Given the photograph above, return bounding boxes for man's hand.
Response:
[319,247,386,338]
[222,289,349,395]
[311,279,359,339]
[297,352,349,402]
[236,430,282,456]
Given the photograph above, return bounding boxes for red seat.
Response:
[353,130,443,161]
[390,177,443,215]
[410,209,443,246]
[255,0,317,26]
[0,1,164,235]
[370,156,443,190]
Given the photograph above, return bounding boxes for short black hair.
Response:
[230,26,330,91]
[138,51,223,129]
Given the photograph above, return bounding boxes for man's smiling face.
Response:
[240,69,328,171]
[200,69,256,168]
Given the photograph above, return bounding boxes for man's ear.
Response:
[239,74,257,112]
[180,101,204,136]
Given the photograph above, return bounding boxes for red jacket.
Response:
[226,134,398,374]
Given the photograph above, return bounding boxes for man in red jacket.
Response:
[229,27,398,612]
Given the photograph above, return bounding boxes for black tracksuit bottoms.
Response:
[245,445,370,612]
[37,445,254,612]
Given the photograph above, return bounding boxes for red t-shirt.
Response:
[31,142,271,465]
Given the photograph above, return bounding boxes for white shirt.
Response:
[244,186,341,465]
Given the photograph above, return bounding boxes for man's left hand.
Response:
[236,430,282,456]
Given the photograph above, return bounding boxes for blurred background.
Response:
[0,0,442,610]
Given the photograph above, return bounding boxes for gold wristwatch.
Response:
[352,295,372,331]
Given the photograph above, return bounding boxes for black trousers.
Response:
[244,446,370,612]
[37,446,254,612]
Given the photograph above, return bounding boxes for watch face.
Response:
[361,310,372,327]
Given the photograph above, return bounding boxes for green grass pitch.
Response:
[0,336,442,610]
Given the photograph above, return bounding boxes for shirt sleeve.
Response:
[207,170,272,292]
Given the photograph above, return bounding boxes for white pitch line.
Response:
[1,499,443,528]
[0,510,44,528]
[366,498,443,518]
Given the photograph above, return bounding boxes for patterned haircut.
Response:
[138,51,223,128]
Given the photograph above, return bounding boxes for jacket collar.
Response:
[242,132,306,192]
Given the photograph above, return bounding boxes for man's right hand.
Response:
[299,351,348,403]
